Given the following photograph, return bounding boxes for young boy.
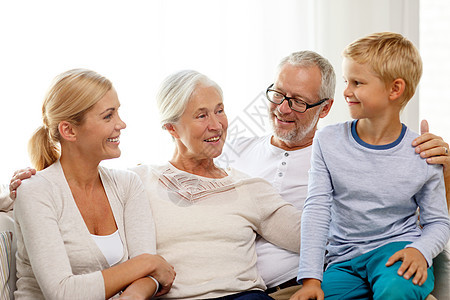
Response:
[291,32,450,300]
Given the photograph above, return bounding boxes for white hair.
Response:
[157,70,223,128]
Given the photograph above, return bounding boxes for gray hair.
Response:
[157,70,223,128]
[278,50,336,100]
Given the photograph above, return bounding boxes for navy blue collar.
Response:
[351,120,407,150]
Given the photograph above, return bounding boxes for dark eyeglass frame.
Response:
[266,83,329,113]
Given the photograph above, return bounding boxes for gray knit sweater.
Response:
[298,121,450,282]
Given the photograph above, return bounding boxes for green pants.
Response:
[322,241,434,300]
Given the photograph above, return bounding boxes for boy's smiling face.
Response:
[342,57,393,120]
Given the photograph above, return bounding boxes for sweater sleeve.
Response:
[14,176,105,300]
[0,184,14,212]
[298,134,333,282]
[121,171,156,257]
[407,164,450,266]
[248,177,301,253]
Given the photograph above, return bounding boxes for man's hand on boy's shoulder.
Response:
[412,119,449,169]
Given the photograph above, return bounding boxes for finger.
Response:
[419,145,450,159]
[385,252,401,267]
[418,269,428,286]
[412,133,435,147]
[414,135,446,152]
[397,260,411,276]
[402,262,417,280]
[9,179,20,192]
[410,264,426,285]
[420,119,429,135]
[9,190,16,201]
[17,170,34,181]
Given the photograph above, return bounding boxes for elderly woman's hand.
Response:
[146,254,176,297]
[9,167,36,200]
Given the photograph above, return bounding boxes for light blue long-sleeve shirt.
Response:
[298,120,450,282]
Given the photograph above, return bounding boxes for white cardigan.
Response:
[14,161,156,300]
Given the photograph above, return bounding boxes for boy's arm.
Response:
[298,135,333,282]
[406,163,450,266]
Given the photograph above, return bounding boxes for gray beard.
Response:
[270,110,320,145]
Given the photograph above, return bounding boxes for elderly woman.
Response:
[13,69,175,299]
[129,70,301,299]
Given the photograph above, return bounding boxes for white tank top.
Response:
[91,230,124,266]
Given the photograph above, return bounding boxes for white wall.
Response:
[309,0,420,131]
[0,0,424,183]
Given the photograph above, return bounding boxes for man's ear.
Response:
[164,123,180,139]
[319,99,334,118]
[58,121,77,142]
[389,78,406,101]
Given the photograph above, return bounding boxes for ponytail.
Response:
[28,69,112,171]
[28,126,60,171]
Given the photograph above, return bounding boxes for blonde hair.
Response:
[29,69,112,170]
[157,70,223,128]
[343,32,422,106]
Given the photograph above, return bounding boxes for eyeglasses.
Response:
[266,84,329,113]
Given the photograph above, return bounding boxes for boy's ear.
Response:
[58,121,77,142]
[389,78,406,101]
[164,123,180,139]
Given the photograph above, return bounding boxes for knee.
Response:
[374,276,432,300]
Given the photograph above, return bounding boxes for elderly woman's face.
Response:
[172,84,228,160]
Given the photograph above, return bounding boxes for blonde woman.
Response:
[14,69,175,299]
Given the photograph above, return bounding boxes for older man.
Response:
[219,50,450,300]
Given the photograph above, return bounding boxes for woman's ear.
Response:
[58,121,77,142]
[389,78,406,101]
[164,123,180,139]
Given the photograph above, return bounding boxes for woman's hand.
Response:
[145,254,176,296]
[9,167,36,200]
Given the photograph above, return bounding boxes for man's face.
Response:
[269,63,324,148]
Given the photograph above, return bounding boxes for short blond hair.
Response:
[343,32,422,105]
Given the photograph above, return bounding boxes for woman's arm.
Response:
[102,254,168,298]
[15,171,174,299]
[0,184,14,212]
[118,170,175,297]
[119,277,158,299]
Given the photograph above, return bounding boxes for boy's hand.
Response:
[289,279,324,300]
[385,247,428,286]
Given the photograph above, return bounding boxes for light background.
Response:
[0,0,448,183]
